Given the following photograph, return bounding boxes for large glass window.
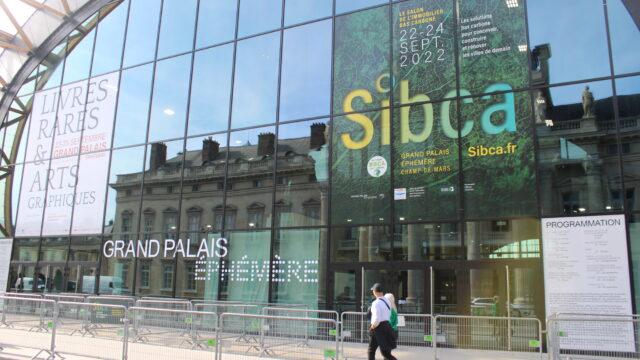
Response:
[396,223,461,260]
[148,55,191,142]
[157,0,197,59]
[466,218,541,260]
[536,81,621,215]
[62,28,96,84]
[100,235,134,295]
[231,33,280,129]
[336,0,387,15]
[276,120,328,227]
[285,0,332,25]
[238,0,282,38]
[333,6,390,114]
[196,1,237,49]
[280,20,332,122]
[113,64,153,147]
[92,1,128,76]
[220,230,271,303]
[527,0,610,84]
[272,228,327,309]
[122,0,161,67]
[331,226,392,262]
[103,146,145,234]
[616,76,640,211]
[188,45,233,136]
[608,0,640,75]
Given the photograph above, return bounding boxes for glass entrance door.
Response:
[38,263,66,293]
[67,263,99,293]
[363,268,425,314]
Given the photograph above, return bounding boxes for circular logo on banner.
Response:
[367,156,388,177]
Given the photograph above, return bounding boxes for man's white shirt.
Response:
[370,297,391,326]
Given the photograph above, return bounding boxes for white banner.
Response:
[542,215,634,352]
[0,238,12,292]
[16,72,119,236]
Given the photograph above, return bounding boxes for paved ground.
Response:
[0,326,546,360]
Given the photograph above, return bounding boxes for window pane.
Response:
[134,234,176,296]
[39,237,69,262]
[527,0,610,84]
[393,0,456,103]
[113,64,153,147]
[334,6,390,114]
[609,0,640,75]
[69,236,101,262]
[629,215,640,310]
[280,20,331,121]
[535,81,621,215]
[62,28,96,84]
[331,110,390,225]
[176,230,222,300]
[123,0,161,67]
[272,228,327,309]
[40,42,66,89]
[157,0,197,58]
[220,230,271,303]
[188,45,233,136]
[92,1,128,76]
[396,223,461,261]
[336,0,387,14]
[148,54,191,142]
[226,127,275,229]
[104,146,145,235]
[393,103,459,222]
[466,218,541,260]
[330,226,391,262]
[276,120,328,227]
[238,0,282,38]
[42,156,78,236]
[196,1,237,48]
[181,134,227,233]
[461,91,537,219]
[100,235,134,295]
[615,76,640,212]
[11,238,40,262]
[285,0,331,25]
[231,33,280,129]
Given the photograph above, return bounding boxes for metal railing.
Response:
[0,295,56,359]
[547,314,640,359]
[135,299,192,311]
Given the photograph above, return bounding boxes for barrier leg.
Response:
[122,318,129,360]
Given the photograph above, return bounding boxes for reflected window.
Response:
[104,146,145,234]
[143,209,155,240]
[231,33,280,128]
[238,0,282,37]
[163,209,178,238]
[247,203,266,228]
[162,263,174,290]
[157,0,197,58]
[280,20,332,121]
[140,261,150,288]
[123,0,161,67]
[616,76,640,212]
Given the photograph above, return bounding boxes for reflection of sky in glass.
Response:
[149,54,191,142]
[280,20,332,122]
[229,126,275,149]
[196,1,237,48]
[527,0,610,84]
[238,0,282,38]
[548,80,611,106]
[63,29,95,84]
[232,33,280,129]
[278,119,328,141]
[113,64,152,147]
[92,0,128,76]
[608,0,640,75]
[157,0,197,59]
[285,0,332,25]
[336,0,386,14]
[616,76,640,96]
[188,44,233,136]
[123,0,160,67]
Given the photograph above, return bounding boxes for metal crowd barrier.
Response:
[135,299,192,311]
[88,295,137,308]
[129,306,217,348]
[216,312,340,360]
[434,315,543,359]
[1,292,43,299]
[43,293,86,303]
[547,314,640,359]
[262,307,339,347]
[54,301,127,359]
[0,295,56,359]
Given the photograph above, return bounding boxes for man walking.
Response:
[368,283,397,360]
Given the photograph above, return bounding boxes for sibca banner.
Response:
[16,72,118,236]
[331,0,534,224]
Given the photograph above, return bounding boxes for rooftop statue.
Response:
[582,86,595,119]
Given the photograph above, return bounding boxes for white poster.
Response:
[16,72,119,236]
[542,215,634,352]
[0,238,13,292]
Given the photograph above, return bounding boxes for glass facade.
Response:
[1,0,639,320]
